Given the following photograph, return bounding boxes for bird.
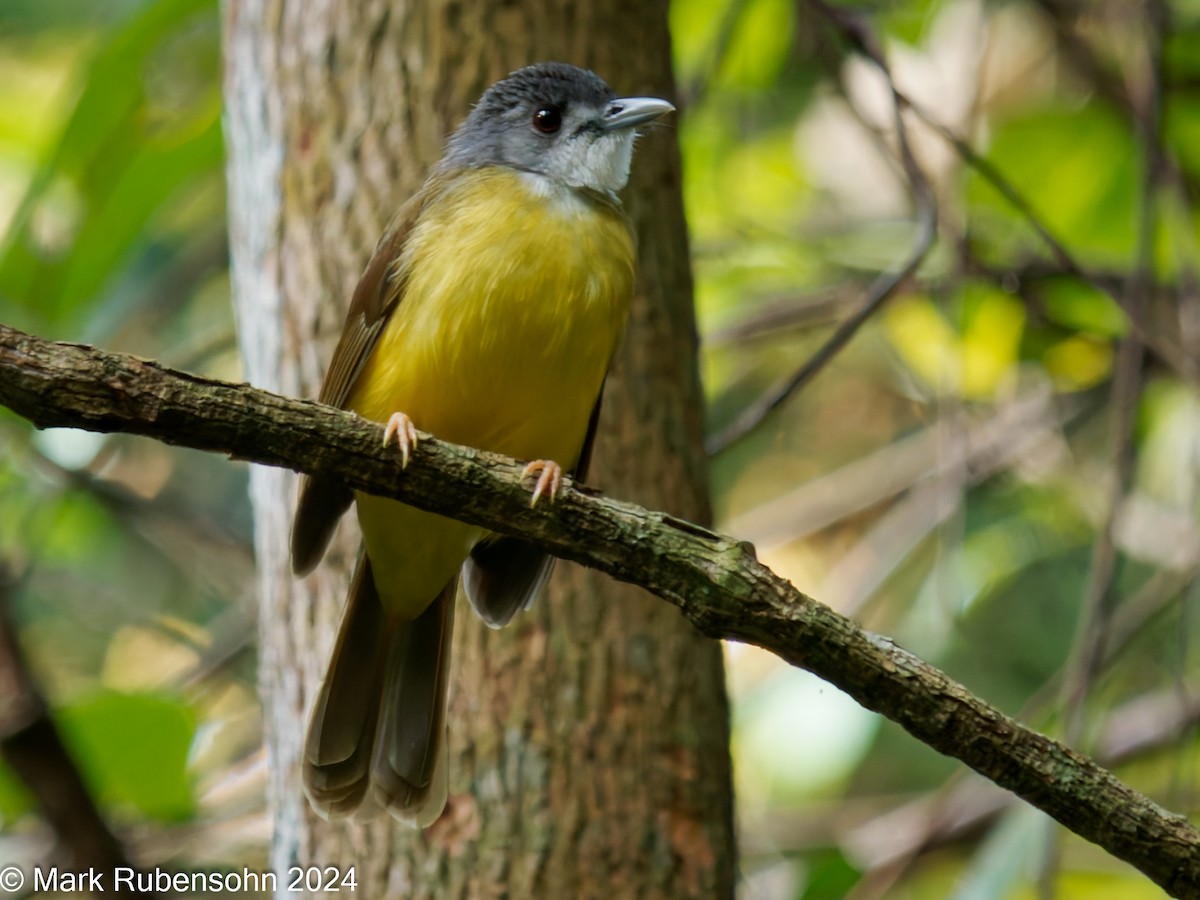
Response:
[289,61,674,826]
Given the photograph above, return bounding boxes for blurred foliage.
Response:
[0,0,1198,896]
[0,0,259,884]
[677,0,1200,896]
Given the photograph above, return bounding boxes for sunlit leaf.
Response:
[884,294,960,392]
[959,282,1025,399]
[1042,334,1114,391]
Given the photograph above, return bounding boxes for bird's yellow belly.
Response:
[348,168,634,615]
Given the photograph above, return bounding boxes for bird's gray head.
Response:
[439,62,674,197]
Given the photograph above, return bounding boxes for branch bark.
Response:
[2,322,1198,897]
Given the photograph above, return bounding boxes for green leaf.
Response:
[718,0,795,90]
[1039,277,1128,337]
[968,103,1138,267]
[57,690,196,820]
[52,115,223,324]
[798,849,860,900]
[0,0,220,332]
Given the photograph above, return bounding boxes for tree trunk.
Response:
[223,1,734,896]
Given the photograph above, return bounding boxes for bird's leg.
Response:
[382,412,419,469]
[522,460,563,507]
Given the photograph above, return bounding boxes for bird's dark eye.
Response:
[532,106,562,134]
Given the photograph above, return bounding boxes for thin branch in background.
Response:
[1166,553,1200,809]
[1046,5,1166,892]
[911,102,1078,274]
[21,439,255,606]
[894,77,1195,379]
[1025,569,1199,726]
[1060,0,1164,750]
[1164,183,1200,380]
[1033,0,1138,122]
[815,392,1074,620]
[726,385,1076,554]
[175,606,257,690]
[1036,0,1200,200]
[705,286,853,347]
[706,2,939,456]
[1024,0,1198,375]
[0,565,133,886]
[802,0,1198,378]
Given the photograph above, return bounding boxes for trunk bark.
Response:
[223,1,734,896]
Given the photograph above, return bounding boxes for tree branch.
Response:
[0,322,1197,896]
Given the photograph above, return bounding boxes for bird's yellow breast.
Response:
[347,166,635,611]
[349,167,634,459]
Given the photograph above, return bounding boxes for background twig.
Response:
[705,2,938,455]
[0,564,133,888]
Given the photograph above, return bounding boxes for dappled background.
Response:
[1,0,1198,897]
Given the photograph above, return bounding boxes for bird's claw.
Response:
[522,459,563,507]
[382,412,419,469]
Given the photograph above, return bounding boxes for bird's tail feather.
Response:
[302,555,386,818]
[370,579,455,826]
[303,555,455,828]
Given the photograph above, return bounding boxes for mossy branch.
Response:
[1,322,1197,896]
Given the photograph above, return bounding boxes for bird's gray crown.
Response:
[438,62,650,196]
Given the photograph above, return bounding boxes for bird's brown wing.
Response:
[291,183,437,576]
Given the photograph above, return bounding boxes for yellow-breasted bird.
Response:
[290,62,674,826]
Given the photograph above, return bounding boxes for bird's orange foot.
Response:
[522,459,563,507]
[382,412,419,469]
